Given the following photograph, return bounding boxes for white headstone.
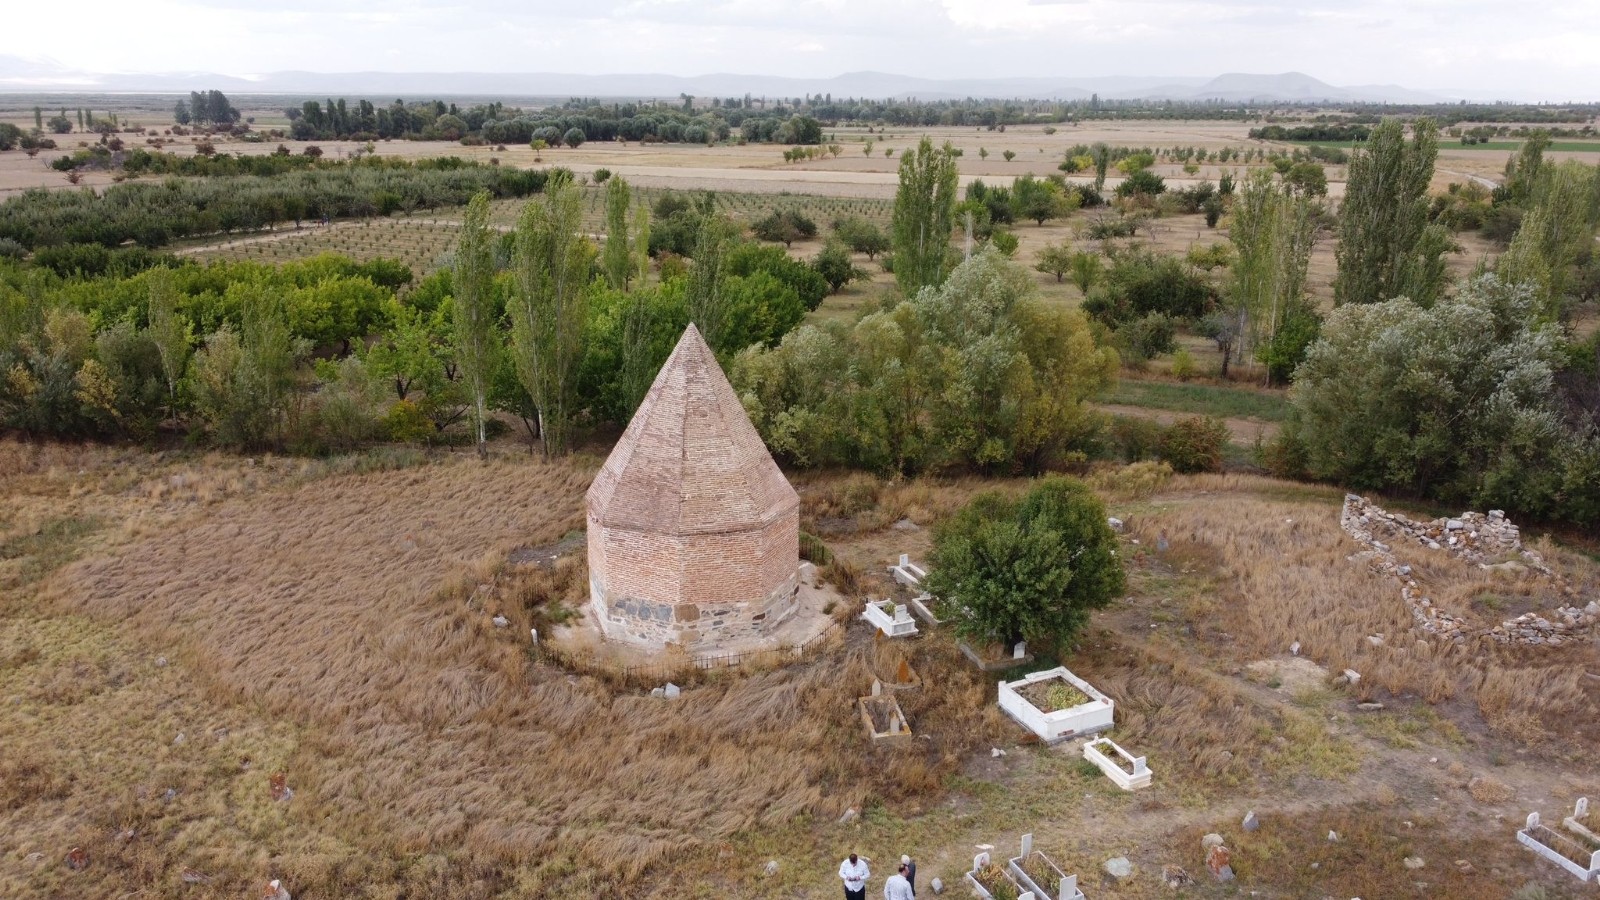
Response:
[1020,833,1033,858]
[871,679,883,697]
[1132,756,1148,775]
[1576,797,1590,821]
[1062,874,1077,894]
[1526,812,1540,830]
[1013,641,1027,660]
[899,553,910,568]
[529,628,539,644]
[973,852,990,872]
[894,604,911,624]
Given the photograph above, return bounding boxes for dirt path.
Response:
[1095,402,1280,445]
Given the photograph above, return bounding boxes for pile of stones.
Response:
[1340,494,1597,646]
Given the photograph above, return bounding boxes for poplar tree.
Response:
[687,214,736,348]
[453,191,498,456]
[891,136,959,297]
[144,268,192,420]
[601,176,635,291]
[509,175,594,456]
[1499,160,1600,320]
[1230,170,1316,374]
[1334,118,1447,306]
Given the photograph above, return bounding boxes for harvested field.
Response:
[4,443,1597,897]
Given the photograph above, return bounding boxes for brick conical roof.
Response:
[588,324,799,535]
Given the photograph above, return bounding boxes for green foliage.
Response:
[733,250,1116,474]
[832,216,890,259]
[726,242,829,311]
[0,159,548,250]
[751,209,818,247]
[1034,241,1074,282]
[1229,169,1317,381]
[453,191,499,452]
[989,230,1019,258]
[1334,118,1447,306]
[1497,160,1600,319]
[1081,250,1214,327]
[892,137,960,296]
[509,175,595,456]
[1011,174,1078,226]
[1290,274,1595,525]
[811,240,864,293]
[187,289,307,450]
[925,477,1124,648]
[1158,415,1228,473]
[1117,312,1177,362]
[1115,169,1166,199]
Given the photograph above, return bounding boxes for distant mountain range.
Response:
[0,57,1461,104]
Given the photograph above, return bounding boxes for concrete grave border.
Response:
[858,689,913,742]
[1008,833,1087,900]
[966,850,1035,900]
[998,666,1114,744]
[1517,808,1600,883]
[1083,737,1153,791]
[861,598,918,638]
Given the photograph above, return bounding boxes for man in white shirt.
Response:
[839,852,869,900]
[884,863,914,900]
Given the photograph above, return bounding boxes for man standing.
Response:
[900,855,917,895]
[884,863,914,900]
[839,852,869,900]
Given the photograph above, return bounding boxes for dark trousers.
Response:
[844,888,865,900]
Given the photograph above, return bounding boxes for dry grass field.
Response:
[3,437,1597,898]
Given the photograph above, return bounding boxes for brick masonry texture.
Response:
[587,325,801,649]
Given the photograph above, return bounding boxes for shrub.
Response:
[751,209,818,247]
[1170,347,1197,380]
[1088,460,1174,499]
[1110,416,1165,462]
[1159,416,1227,473]
[925,476,1124,649]
[989,230,1019,258]
[592,167,612,183]
[1118,312,1177,361]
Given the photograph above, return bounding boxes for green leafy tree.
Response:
[602,176,637,291]
[1034,241,1074,282]
[1498,160,1600,320]
[562,127,585,149]
[891,137,960,296]
[832,216,890,259]
[925,477,1124,649]
[811,240,861,294]
[1334,118,1447,306]
[453,191,499,455]
[510,175,595,456]
[1067,251,1103,296]
[143,268,192,420]
[751,209,817,247]
[1229,169,1317,383]
[188,287,305,449]
[1289,274,1569,508]
[1012,174,1077,226]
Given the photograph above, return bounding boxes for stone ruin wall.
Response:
[1340,494,1598,646]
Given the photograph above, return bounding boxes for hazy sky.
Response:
[4,0,1598,98]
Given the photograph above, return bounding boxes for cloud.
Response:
[0,0,1593,98]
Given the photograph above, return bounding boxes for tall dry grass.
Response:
[1129,475,1600,754]
[44,456,998,895]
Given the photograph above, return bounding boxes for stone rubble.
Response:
[1340,494,1596,646]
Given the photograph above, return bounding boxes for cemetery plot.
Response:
[1518,805,1600,883]
[858,691,913,741]
[1082,737,1153,791]
[861,598,918,638]
[1008,833,1087,900]
[998,666,1114,743]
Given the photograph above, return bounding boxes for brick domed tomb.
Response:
[586,324,801,650]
